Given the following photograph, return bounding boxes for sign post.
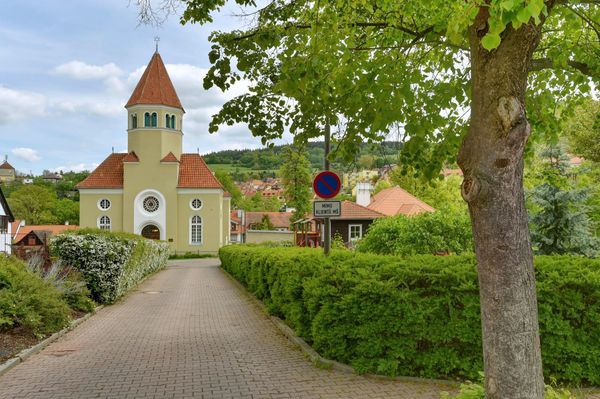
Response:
[313,169,341,256]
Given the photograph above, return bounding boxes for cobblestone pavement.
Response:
[0,259,454,399]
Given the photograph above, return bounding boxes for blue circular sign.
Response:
[313,171,341,199]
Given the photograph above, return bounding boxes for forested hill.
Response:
[202,141,402,172]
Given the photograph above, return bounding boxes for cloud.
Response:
[0,86,46,124]
[51,163,98,173]
[52,98,123,118]
[11,147,41,162]
[53,61,123,80]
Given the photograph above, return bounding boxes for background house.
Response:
[0,158,16,183]
[316,201,385,245]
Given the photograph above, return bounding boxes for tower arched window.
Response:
[171,115,176,129]
[165,113,171,128]
[151,112,157,127]
[99,216,111,231]
[144,112,150,127]
[190,215,202,245]
[131,114,137,129]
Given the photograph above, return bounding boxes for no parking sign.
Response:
[313,171,341,199]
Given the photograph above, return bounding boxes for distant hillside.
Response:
[203,141,402,176]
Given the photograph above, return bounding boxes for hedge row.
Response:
[0,255,70,335]
[51,229,170,304]
[219,245,600,385]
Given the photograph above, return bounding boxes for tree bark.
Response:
[457,10,546,399]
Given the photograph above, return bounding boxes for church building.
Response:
[77,51,230,254]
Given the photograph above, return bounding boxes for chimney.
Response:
[65,221,69,225]
[356,182,372,207]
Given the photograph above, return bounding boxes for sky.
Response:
[1,0,291,175]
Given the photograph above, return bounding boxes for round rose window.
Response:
[143,196,159,213]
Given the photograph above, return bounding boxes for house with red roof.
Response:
[76,50,230,254]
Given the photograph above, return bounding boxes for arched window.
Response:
[151,112,157,127]
[144,112,150,127]
[131,114,137,129]
[171,115,176,129]
[165,114,170,128]
[99,216,111,231]
[190,215,202,245]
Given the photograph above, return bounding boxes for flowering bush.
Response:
[51,229,170,304]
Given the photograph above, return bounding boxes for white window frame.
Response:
[189,215,203,245]
[348,224,363,242]
[97,198,111,211]
[190,198,203,210]
[98,215,111,231]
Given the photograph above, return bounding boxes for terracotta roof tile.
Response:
[178,154,223,189]
[367,186,435,216]
[122,151,139,162]
[0,161,14,170]
[246,212,293,229]
[160,152,179,163]
[76,153,127,189]
[332,201,385,220]
[14,225,79,243]
[125,52,183,110]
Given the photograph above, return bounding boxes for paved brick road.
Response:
[0,259,453,399]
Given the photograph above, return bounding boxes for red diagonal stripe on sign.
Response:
[317,176,335,193]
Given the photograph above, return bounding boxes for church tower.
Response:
[77,50,230,254]
[125,51,184,160]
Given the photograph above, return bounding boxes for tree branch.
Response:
[529,58,596,77]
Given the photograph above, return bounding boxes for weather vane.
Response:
[154,36,160,52]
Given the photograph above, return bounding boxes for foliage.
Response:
[168,252,215,260]
[215,169,243,207]
[331,232,347,250]
[7,185,60,224]
[238,191,281,212]
[441,376,575,399]
[357,210,473,256]
[390,169,466,213]
[566,99,600,162]
[219,245,600,385]
[528,145,599,257]
[0,255,71,335]
[279,145,312,221]
[25,255,95,313]
[51,230,170,304]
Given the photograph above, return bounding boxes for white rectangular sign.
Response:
[313,201,341,218]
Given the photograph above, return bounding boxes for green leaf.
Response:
[481,33,502,50]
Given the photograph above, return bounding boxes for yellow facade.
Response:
[78,52,229,255]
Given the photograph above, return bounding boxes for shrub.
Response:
[219,245,600,385]
[51,229,170,304]
[356,210,473,255]
[0,255,71,335]
[26,255,96,313]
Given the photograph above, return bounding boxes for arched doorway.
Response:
[141,224,160,240]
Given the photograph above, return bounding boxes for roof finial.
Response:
[154,36,160,53]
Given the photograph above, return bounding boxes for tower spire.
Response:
[154,36,160,53]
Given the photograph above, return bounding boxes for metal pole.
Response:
[324,124,331,256]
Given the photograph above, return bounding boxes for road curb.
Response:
[0,305,104,377]
[220,267,458,388]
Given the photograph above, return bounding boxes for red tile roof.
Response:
[177,154,223,189]
[332,201,385,220]
[122,151,139,163]
[367,186,435,216]
[160,152,179,163]
[125,52,183,111]
[246,212,293,229]
[0,161,14,170]
[77,152,224,190]
[13,225,79,243]
[76,153,127,189]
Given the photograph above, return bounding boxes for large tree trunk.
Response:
[457,11,546,399]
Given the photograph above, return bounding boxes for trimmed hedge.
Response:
[51,229,170,304]
[0,255,71,335]
[219,245,600,385]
